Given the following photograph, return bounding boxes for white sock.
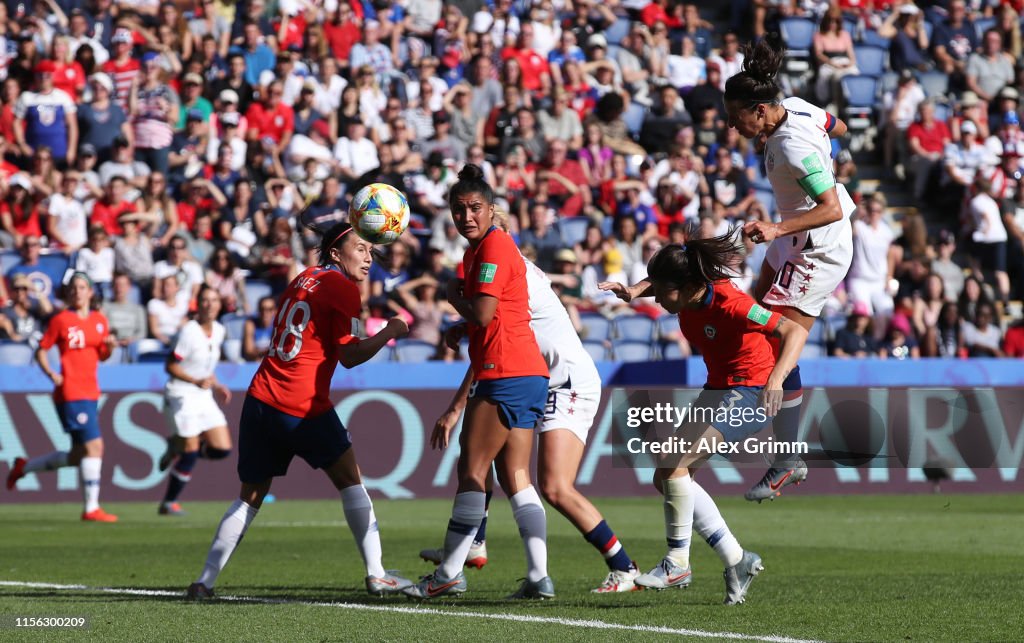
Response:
[663,475,694,568]
[24,451,69,473]
[692,481,743,567]
[510,485,548,582]
[439,491,485,579]
[196,499,259,589]
[80,457,102,513]
[340,485,386,578]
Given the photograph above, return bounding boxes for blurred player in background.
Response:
[187,221,413,600]
[724,39,856,501]
[602,229,807,604]
[156,284,233,517]
[404,165,552,600]
[7,272,118,522]
[424,210,640,593]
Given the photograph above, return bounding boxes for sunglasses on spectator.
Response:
[171,244,187,250]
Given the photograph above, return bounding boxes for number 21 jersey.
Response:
[248,265,362,417]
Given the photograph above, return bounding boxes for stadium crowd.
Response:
[0,0,1023,365]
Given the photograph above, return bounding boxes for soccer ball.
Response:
[349,183,411,245]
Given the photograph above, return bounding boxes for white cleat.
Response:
[723,550,764,605]
[634,557,692,590]
[592,564,642,593]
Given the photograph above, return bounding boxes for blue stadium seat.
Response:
[244,280,273,315]
[623,102,647,136]
[104,345,125,365]
[661,341,686,360]
[0,342,34,366]
[220,313,246,340]
[365,344,394,363]
[38,253,70,282]
[916,70,949,99]
[842,17,858,39]
[859,29,891,49]
[558,217,590,247]
[779,18,816,73]
[841,75,878,130]
[878,71,900,96]
[222,338,243,363]
[582,339,609,362]
[394,339,436,363]
[932,102,951,122]
[973,16,996,43]
[853,45,888,77]
[801,343,826,359]
[656,314,679,339]
[129,339,169,363]
[614,315,655,341]
[0,251,20,276]
[127,284,142,306]
[579,313,611,341]
[612,340,653,362]
[808,320,825,345]
[605,18,631,45]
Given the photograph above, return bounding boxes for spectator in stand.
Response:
[966,29,1016,111]
[90,175,137,237]
[962,301,1004,356]
[831,302,877,358]
[99,137,150,190]
[538,88,584,149]
[1,274,52,344]
[13,61,78,168]
[848,196,897,318]
[501,106,547,164]
[686,62,725,123]
[813,8,858,106]
[242,295,277,361]
[639,85,692,155]
[884,70,926,180]
[538,139,591,217]
[879,316,921,360]
[176,73,213,131]
[912,273,947,339]
[706,146,755,221]
[519,203,563,272]
[502,23,552,95]
[113,211,155,290]
[75,224,116,294]
[883,4,930,73]
[393,274,456,348]
[667,36,706,97]
[102,272,146,348]
[349,20,395,80]
[147,273,189,347]
[131,53,179,176]
[968,175,1011,304]
[102,29,142,112]
[334,119,379,186]
[211,56,255,116]
[930,230,965,302]
[908,100,952,201]
[547,247,584,334]
[1002,318,1024,357]
[246,79,294,154]
[931,0,976,93]
[42,172,88,254]
[958,275,994,325]
[926,301,965,357]
[421,111,467,166]
[1,174,42,248]
[78,74,132,164]
[370,241,412,299]
[581,245,630,318]
[1001,172,1024,296]
[255,217,300,293]
[234,20,275,87]
[153,235,204,306]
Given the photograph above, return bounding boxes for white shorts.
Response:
[764,219,853,317]
[539,378,601,445]
[164,391,227,438]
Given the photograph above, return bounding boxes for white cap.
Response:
[219,88,239,104]
[472,11,494,34]
[9,173,32,191]
[898,4,920,15]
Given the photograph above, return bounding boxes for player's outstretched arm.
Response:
[599,279,653,303]
[338,318,410,368]
[761,317,809,416]
[829,115,847,139]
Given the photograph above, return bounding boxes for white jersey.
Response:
[522,256,600,391]
[165,320,225,397]
[765,97,857,224]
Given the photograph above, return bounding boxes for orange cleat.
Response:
[81,507,119,522]
[6,457,26,491]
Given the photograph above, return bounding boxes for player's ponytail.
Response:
[647,224,741,286]
[724,37,784,106]
[449,163,495,205]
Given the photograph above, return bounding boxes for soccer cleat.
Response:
[592,564,642,593]
[402,570,467,600]
[723,550,764,605]
[6,457,26,490]
[158,502,186,516]
[506,576,555,600]
[744,458,808,502]
[634,557,692,590]
[365,571,413,596]
[158,437,179,472]
[186,582,215,600]
[81,507,118,522]
[419,540,488,569]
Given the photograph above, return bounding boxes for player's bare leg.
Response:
[190,480,270,599]
[538,429,638,593]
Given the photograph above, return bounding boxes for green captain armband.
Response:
[797,153,835,198]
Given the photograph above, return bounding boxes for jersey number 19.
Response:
[268,298,310,362]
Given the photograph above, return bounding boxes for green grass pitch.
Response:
[1,494,1021,641]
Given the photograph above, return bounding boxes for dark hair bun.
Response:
[457,163,486,183]
[741,38,784,84]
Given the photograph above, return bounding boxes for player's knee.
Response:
[538,479,571,508]
[203,447,232,460]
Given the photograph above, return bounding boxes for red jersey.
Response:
[245,102,294,144]
[101,58,141,111]
[247,265,362,417]
[676,280,782,388]
[462,228,548,381]
[39,309,111,403]
[90,199,135,237]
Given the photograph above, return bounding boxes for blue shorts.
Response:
[469,376,548,429]
[695,387,771,443]
[237,395,353,484]
[58,400,101,444]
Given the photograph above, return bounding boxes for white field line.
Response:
[0,580,821,643]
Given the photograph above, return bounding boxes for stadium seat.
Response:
[859,29,891,49]
[853,45,888,77]
[661,341,686,360]
[127,284,142,306]
[841,75,878,130]
[842,17,858,39]
[973,16,996,43]
[105,345,125,365]
[244,280,273,315]
[754,187,777,215]
[395,339,436,363]
[878,70,900,96]
[916,70,949,99]
[779,18,816,73]
[932,102,951,122]
[808,320,825,345]
[656,314,679,339]
[558,217,590,247]
[220,313,246,340]
[129,339,169,363]
[612,340,654,362]
[582,339,609,362]
[222,338,243,363]
[0,342,34,366]
[38,253,70,281]
[605,18,630,45]
[0,251,20,275]
[365,344,394,363]
[801,343,826,359]
[622,102,647,136]
[579,312,611,341]
[614,315,655,341]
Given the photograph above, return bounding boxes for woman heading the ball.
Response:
[404,165,552,600]
[187,221,414,600]
[600,227,807,604]
[724,39,856,501]
[422,209,642,594]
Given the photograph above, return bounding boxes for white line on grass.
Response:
[0,580,819,643]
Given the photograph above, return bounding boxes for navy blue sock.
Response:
[474,490,493,542]
[163,451,199,503]
[199,445,231,460]
[773,365,803,463]
[584,520,634,572]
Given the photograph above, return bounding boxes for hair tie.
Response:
[328,226,353,249]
